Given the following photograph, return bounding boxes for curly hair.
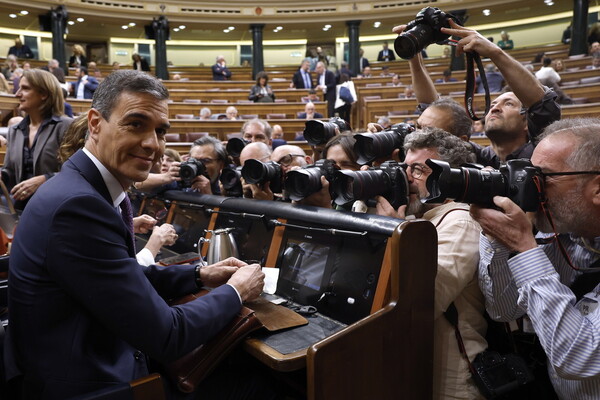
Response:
[404,127,476,167]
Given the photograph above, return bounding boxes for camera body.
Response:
[303,117,350,146]
[394,7,457,60]
[330,161,409,209]
[219,165,243,197]
[424,158,543,212]
[226,137,249,158]
[354,122,415,164]
[179,157,208,188]
[284,159,338,201]
[241,159,283,193]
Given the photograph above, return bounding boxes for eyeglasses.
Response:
[198,158,217,165]
[540,170,600,178]
[407,163,430,180]
[276,154,305,166]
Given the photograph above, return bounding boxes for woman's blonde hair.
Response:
[72,44,85,56]
[59,114,87,163]
[22,69,64,117]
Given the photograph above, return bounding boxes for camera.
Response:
[284,159,338,201]
[423,158,543,212]
[226,137,248,158]
[179,157,208,188]
[303,117,351,146]
[330,161,409,209]
[241,159,283,193]
[219,165,243,197]
[394,7,458,60]
[354,123,415,165]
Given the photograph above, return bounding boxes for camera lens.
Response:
[303,120,337,146]
[331,169,389,205]
[241,159,281,185]
[219,166,241,190]
[394,24,435,60]
[285,168,324,201]
[179,163,198,182]
[226,137,248,158]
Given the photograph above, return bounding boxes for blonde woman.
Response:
[69,44,87,67]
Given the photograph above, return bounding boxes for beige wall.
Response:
[166,45,237,67]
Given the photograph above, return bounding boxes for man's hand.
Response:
[441,20,502,59]
[11,175,46,201]
[227,264,265,303]
[144,223,178,256]
[367,123,384,133]
[295,176,332,208]
[191,175,213,194]
[374,195,407,219]
[249,182,274,201]
[200,257,248,287]
[470,196,538,253]
[166,161,181,183]
[133,214,157,234]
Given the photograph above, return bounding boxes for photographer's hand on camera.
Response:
[246,180,274,201]
[294,176,333,208]
[190,174,213,195]
[470,196,537,253]
[375,195,407,219]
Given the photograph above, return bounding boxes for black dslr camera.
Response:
[423,158,544,212]
[284,159,338,201]
[219,165,243,197]
[241,159,283,193]
[330,161,409,209]
[179,157,208,188]
[354,122,415,164]
[226,137,248,158]
[394,7,459,60]
[303,117,351,146]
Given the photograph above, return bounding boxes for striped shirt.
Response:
[479,233,600,399]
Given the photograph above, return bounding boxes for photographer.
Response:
[239,142,273,200]
[186,136,228,195]
[374,128,487,399]
[395,17,560,168]
[470,118,600,399]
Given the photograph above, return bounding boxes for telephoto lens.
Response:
[179,157,207,188]
[219,166,243,197]
[284,159,338,201]
[303,117,350,146]
[241,159,283,193]
[354,123,414,164]
[226,137,248,158]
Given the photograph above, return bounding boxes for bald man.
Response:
[239,142,273,200]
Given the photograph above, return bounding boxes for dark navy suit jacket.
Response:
[6,149,241,399]
[72,76,99,99]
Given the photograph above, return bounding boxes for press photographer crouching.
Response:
[181,136,228,195]
[470,118,600,399]
[374,127,488,399]
[303,116,351,162]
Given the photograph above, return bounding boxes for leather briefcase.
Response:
[165,290,263,393]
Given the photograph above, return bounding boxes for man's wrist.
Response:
[195,264,203,287]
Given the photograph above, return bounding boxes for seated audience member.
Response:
[374,128,485,400]
[588,53,600,70]
[2,55,19,79]
[132,53,150,72]
[552,59,565,73]
[22,62,31,70]
[248,71,275,103]
[112,61,120,71]
[390,74,402,87]
[476,64,504,93]
[242,118,272,147]
[291,58,314,89]
[441,46,451,58]
[72,67,99,100]
[42,59,66,83]
[186,136,228,195]
[0,73,9,94]
[471,118,600,399]
[359,66,372,78]
[400,20,560,168]
[497,31,514,50]
[225,106,239,120]
[212,55,232,80]
[403,85,415,98]
[5,70,269,400]
[589,41,600,55]
[377,41,396,62]
[199,107,212,120]
[271,124,287,149]
[298,102,323,120]
[302,88,320,103]
[380,66,393,77]
[10,67,23,94]
[377,116,392,130]
[8,37,33,59]
[435,69,458,83]
[172,74,182,80]
[239,142,273,200]
[87,61,102,78]
[535,57,561,87]
[471,119,485,137]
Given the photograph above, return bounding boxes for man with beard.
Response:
[471,118,600,399]
[374,128,487,399]
[187,136,227,195]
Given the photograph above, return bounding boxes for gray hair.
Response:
[191,135,228,163]
[538,117,600,170]
[429,97,474,140]
[404,127,476,167]
[241,118,272,140]
[199,107,211,118]
[92,70,169,120]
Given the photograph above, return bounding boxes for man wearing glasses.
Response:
[471,118,600,399]
[271,145,311,175]
[187,136,228,195]
[374,127,487,399]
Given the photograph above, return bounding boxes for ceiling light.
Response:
[322,27,329,31]
[228,26,235,30]
[68,21,75,25]
[374,21,381,28]
[77,17,84,22]
[483,9,491,16]
[324,24,332,29]
[9,14,17,18]
[20,10,28,15]
[121,25,128,29]
[179,25,186,29]
[173,28,180,32]
[276,26,282,30]
[223,29,230,33]
[273,29,278,32]
[129,22,136,27]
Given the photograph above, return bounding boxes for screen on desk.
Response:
[169,203,211,254]
[275,226,388,325]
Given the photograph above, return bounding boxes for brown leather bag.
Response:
[165,290,263,393]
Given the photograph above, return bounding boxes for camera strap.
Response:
[464,52,491,121]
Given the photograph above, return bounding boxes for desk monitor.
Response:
[168,202,212,254]
[212,211,273,266]
[275,226,388,325]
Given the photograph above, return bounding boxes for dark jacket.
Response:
[292,69,314,89]
[8,45,33,59]
[212,63,232,80]
[248,84,275,102]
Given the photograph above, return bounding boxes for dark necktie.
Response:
[120,195,136,252]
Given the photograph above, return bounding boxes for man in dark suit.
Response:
[5,70,266,399]
[315,61,336,117]
[72,66,99,99]
[290,58,313,89]
[7,37,33,59]
[41,59,65,83]
[212,55,232,80]
[297,102,323,120]
[377,41,396,61]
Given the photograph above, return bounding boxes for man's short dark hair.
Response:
[429,97,474,140]
[92,70,169,120]
[543,57,552,67]
[192,135,228,164]
[404,127,476,167]
[79,66,88,75]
